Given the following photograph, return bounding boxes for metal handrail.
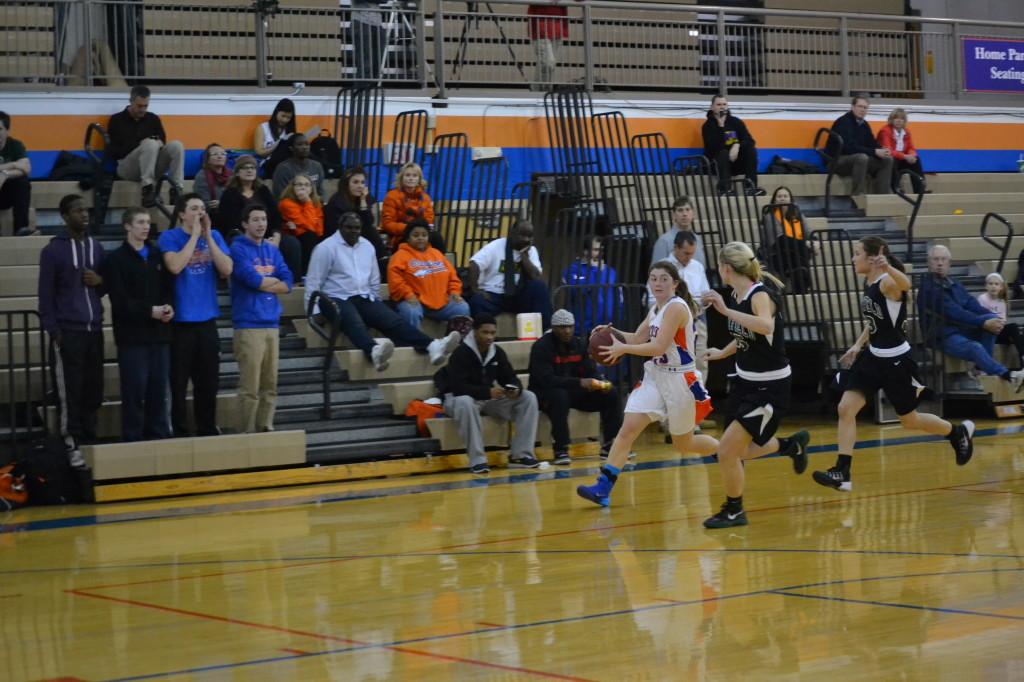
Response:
[306,291,342,420]
[892,169,926,260]
[812,128,842,219]
[2,311,48,458]
[980,212,1014,276]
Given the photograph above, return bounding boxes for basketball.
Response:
[589,328,625,366]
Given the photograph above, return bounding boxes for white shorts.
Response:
[624,362,696,435]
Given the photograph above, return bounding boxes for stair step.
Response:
[306,438,440,464]
[303,421,420,445]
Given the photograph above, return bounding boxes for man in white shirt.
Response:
[468,220,553,328]
[305,213,460,370]
[659,230,711,380]
[650,196,708,267]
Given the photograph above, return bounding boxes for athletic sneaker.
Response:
[508,455,540,469]
[370,338,395,371]
[68,448,86,469]
[951,419,975,466]
[813,466,852,492]
[469,462,491,475]
[427,331,462,366]
[553,451,572,466]
[703,503,749,529]
[1012,370,1024,393]
[781,430,810,474]
[576,478,613,507]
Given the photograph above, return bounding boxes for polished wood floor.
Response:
[3,418,1024,681]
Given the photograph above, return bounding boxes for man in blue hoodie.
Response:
[38,194,106,466]
[230,204,293,433]
[918,244,1024,391]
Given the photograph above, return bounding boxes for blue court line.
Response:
[4,422,1023,536]
[770,590,1024,622]
[4,544,1024,578]
[96,566,1024,682]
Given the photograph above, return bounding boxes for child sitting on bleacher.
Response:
[977,272,1024,368]
[278,174,324,277]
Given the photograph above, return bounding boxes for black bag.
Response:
[766,155,821,175]
[18,437,93,506]
[48,151,100,189]
[310,130,343,179]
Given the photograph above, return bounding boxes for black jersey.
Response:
[861,273,910,357]
[728,282,791,381]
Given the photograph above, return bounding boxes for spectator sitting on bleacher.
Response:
[918,245,1024,391]
[107,85,184,208]
[159,193,233,437]
[977,272,1024,368]
[438,313,540,474]
[561,235,618,334]
[253,98,295,177]
[528,309,621,465]
[876,108,927,195]
[305,212,461,371]
[829,95,893,196]
[381,162,444,252]
[702,96,765,197]
[192,143,230,218]
[387,219,470,329]
[0,111,32,235]
[650,196,708,267]
[468,220,553,330]
[102,207,173,442]
[271,134,324,199]
[230,204,293,434]
[325,166,388,258]
[38,194,106,467]
[278,174,324,277]
[763,186,816,294]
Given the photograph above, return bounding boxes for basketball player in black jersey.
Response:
[701,241,810,528]
[814,236,975,491]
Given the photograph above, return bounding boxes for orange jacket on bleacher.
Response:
[381,187,434,248]
[278,197,324,238]
[388,243,462,311]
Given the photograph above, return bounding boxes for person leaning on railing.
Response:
[527,0,570,90]
[876,107,927,194]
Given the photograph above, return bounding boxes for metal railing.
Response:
[893,169,926,259]
[979,212,1014,276]
[1,312,49,459]
[5,0,1024,98]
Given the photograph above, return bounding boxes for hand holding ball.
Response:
[589,328,626,366]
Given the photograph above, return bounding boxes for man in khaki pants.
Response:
[229,204,293,432]
[107,85,185,208]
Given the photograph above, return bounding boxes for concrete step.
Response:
[306,436,440,463]
[335,339,534,382]
[858,193,1024,218]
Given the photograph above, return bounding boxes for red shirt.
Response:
[528,4,569,40]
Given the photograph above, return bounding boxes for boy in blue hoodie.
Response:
[230,204,293,432]
[37,194,106,466]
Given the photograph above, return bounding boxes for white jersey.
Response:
[647,296,696,371]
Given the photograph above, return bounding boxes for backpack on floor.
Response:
[0,463,28,511]
[310,130,343,179]
[19,437,94,506]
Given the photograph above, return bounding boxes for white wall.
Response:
[912,0,1024,24]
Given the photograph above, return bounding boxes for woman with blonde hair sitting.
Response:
[876,107,927,194]
[381,161,445,252]
[278,174,323,276]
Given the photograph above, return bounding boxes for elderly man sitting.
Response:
[918,244,1024,391]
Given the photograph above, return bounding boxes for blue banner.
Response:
[962,37,1024,93]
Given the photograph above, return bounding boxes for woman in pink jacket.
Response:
[876,108,927,194]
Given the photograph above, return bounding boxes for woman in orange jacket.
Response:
[278,174,324,276]
[388,220,470,330]
[876,108,927,194]
[380,162,446,252]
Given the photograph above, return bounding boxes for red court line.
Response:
[67,589,594,682]
[475,621,505,628]
[279,648,311,656]
[944,488,1022,495]
[0,593,23,599]
[74,474,1024,594]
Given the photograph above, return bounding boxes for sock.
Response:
[601,465,621,484]
[946,424,959,440]
[777,436,791,454]
[725,495,743,511]
[837,454,853,471]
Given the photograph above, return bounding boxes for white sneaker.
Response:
[428,331,462,366]
[68,448,86,469]
[370,338,395,371]
[1012,369,1024,393]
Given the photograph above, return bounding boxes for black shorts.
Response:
[727,375,792,446]
[845,350,926,416]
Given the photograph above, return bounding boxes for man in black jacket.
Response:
[440,313,540,474]
[702,95,764,197]
[108,85,185,208]
[529,309,621,465]
[102,207,175,441]
[829,95,893,195]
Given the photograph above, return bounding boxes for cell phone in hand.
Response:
[505,384,519,391]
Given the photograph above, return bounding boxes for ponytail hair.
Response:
[859,235,905,273]
[649,259,699,318]
[717,241,785,291]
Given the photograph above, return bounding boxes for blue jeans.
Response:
[469,279,553,329]
[326,296,433,359]
[396,299,471,329]
[118,343,171,441]
[943,327,1007,376]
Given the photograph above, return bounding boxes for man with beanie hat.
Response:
[528,309,622,464]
